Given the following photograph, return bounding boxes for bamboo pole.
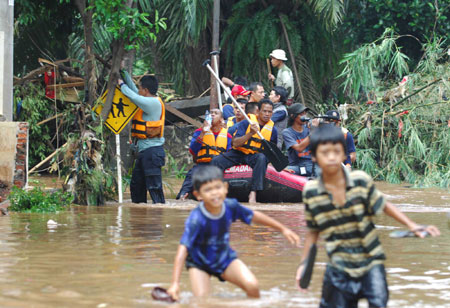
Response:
[36,113,64,126]
[28,142,68,175]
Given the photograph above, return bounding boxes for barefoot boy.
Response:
[295,124,440,308]
[168,165,300,300]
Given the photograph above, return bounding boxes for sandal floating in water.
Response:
[151,287,176,303]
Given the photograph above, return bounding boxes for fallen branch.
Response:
[28,142,68,175]
[391,78,445,109]
[36,113,65,126]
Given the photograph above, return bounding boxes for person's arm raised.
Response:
[167,245,188,301]
[252,211,300,246]
[383,201,440,238]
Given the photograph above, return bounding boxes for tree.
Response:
[70,0,166,121]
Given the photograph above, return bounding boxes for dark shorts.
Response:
[320,264,389,308]
[185,254,236,282]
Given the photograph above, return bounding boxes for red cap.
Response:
[231,85,251,97]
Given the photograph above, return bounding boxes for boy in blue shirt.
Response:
[167,165,300,300]
[295,124,440,308]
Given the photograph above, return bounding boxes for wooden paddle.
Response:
[266,58,274,88]
[203,60,289,172]
[299,243,317,289]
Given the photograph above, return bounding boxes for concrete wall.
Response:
[0,122,28,200]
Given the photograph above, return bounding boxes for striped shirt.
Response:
[303,168,386,278]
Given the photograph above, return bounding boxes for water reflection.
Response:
[0,183,448,307]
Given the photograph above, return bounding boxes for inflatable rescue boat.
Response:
[223,165,308,203]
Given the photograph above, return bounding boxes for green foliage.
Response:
[343,0,450,60]
[163,153,188,179]
[338,28,410,100]
[345,34,450,188]
[308,0,346,30]
[60,129,117,206]
[8,186,73,213]
[13,84,76,168]
[89,0,166,50]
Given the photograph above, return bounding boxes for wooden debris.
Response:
[28,142,68,175]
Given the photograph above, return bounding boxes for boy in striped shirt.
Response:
[295,124,440,308]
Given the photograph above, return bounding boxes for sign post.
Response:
[115,134,123,203]
[94,87,139,203]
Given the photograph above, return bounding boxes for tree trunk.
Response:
[74,0,94,133]
[100,0,135,121]
[100,39,125,121]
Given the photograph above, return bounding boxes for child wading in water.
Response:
[167,165,300,300]
[295,124,440,308]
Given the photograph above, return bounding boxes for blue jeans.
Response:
[286,160,315,177]
[211,149,268,191]
[320,264,389,308]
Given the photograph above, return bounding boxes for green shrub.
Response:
[8,186,73,213]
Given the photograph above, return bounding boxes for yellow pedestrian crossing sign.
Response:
[93,87,139,134]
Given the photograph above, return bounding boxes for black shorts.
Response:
[185,254,230,282]
[320,264,389,308]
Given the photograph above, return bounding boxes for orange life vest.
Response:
[236,114,274,154]
[226,116,236,129]
[131,97,165,139]
[196,128,229,163]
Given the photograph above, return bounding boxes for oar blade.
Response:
[261,140,288,172]
[299,243,317,289]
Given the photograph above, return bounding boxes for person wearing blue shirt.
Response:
[211,99,278,203]
[227,100,258,137]
[176,109,232,200]
[282,103,318,177]
[118,70,165,204]
[167,166,299,300]
[323,110,357,169]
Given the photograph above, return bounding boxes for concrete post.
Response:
[0,0,14,121]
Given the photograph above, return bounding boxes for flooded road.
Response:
[0,180,449,307]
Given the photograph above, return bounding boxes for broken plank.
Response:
[164,103,202,127]
[46,82,84,89]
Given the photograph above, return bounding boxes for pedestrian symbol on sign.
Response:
[93,87,139,134]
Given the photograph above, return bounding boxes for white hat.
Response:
[269,49,287,61]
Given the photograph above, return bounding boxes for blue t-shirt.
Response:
[222,104,235,121]
[180,198,254,273]
[344,132,356,165]
[189,128,232,156]
[282,126,311,165]
[234,119,278,145]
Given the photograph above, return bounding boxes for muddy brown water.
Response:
[1,177,449,307]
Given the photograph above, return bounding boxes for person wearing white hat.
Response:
[268,49,294,101]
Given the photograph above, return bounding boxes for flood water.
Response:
[1,178,449,307]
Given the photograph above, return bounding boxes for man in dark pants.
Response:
[118,70,166,204]
[211,99,277,203]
